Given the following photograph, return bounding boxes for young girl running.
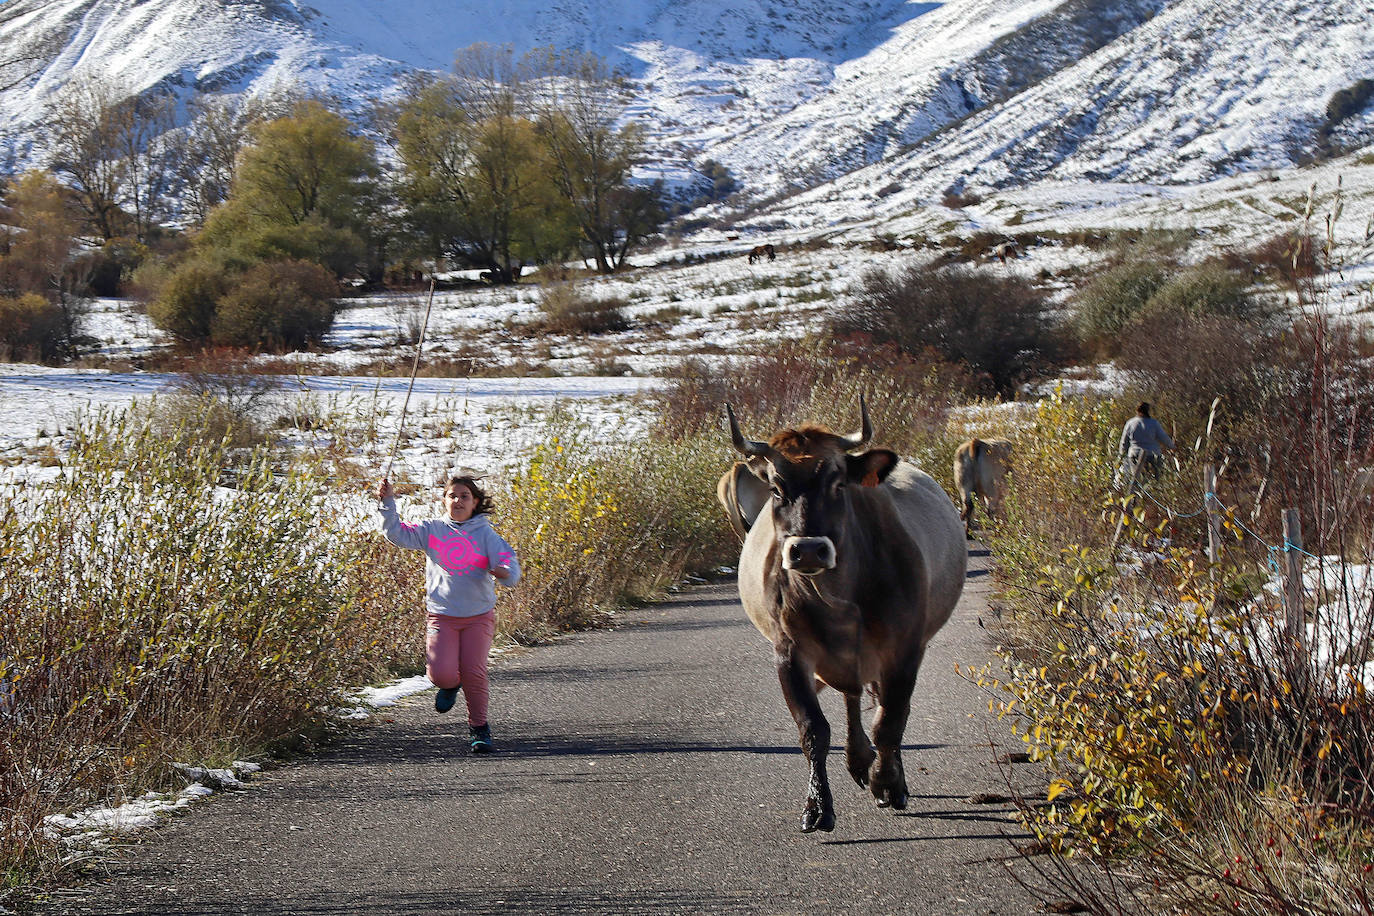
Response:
[376,475,520,754]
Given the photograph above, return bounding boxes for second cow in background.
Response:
[953,437,1013,538]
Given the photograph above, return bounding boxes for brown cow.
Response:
[953,437,1012,537]
[724,398,966,832]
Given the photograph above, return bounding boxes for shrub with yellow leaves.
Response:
[493,421,736,642]
[981,387,1374,913]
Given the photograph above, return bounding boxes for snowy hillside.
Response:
[826,0,1374,195]
[0,0,1371,229]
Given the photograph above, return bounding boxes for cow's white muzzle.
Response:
[782,536,836,575]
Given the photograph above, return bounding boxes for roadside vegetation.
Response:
[0,407,418,893]
[978,223,1374,914]
[0,392,738,897]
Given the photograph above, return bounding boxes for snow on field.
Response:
[0,244,885,472]
[1267,558,1374,693]
[0,363,658,475]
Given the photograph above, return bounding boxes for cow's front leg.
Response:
[843,691,876,788]
[869,655,922,810]
[777,650,834,833]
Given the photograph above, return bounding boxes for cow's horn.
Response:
[839,395,872,450]
[726,404,770,456]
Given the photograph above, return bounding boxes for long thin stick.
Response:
[381,278,437,489]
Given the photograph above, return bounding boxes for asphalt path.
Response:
[43,545,1045,915]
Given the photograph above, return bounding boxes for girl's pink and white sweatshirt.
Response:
[378,497,521,617]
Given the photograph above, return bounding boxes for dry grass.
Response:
[529,283,631,336]
[491,416,736,641]
[0,407,421,894]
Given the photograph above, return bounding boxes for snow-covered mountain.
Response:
[0,0,1371,230]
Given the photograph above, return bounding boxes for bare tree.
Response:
[178,90,300,227]
[524,47,664,273]
[45,76,128,242]
[112,89,181,242]
[45,76,196,243]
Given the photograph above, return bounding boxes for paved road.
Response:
[44,546,1044,915]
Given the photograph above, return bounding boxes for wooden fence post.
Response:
[1282,508,1306,661]
[1204,464,1222,575]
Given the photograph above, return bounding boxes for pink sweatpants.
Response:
[425,610,496,726]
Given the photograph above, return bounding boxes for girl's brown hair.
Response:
[444,475,495,516]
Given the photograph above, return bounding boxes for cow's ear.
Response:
[848,449,898,487]
[744,454,772,481]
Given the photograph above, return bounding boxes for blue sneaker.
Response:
[469,723,493,754]
[434,686,459,714]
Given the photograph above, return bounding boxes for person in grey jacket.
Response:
[377,474,520,753]
[1117,401,1175,485]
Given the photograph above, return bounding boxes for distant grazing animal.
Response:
[990,241,1019,264]
[747,244,777,264]
[723,398,966,833]
[953,437,1013,537]
[716,461,769,542]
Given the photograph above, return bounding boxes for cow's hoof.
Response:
[873,782,909,810]
[870,756,908,809]
[801,802,836,833]
[871,768,908,809]
[846,745,876,789]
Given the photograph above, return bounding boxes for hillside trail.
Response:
[41,544,1049,915]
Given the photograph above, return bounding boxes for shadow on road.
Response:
[327,730,949,763]
[108,886,758,916]
[821,832,1015,846]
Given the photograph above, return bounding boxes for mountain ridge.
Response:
[0,0,1370,233]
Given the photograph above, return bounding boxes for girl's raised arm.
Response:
[375,480,427,550]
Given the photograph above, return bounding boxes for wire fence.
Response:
[1118,461,1321,563]
[1114,458,1323,652]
